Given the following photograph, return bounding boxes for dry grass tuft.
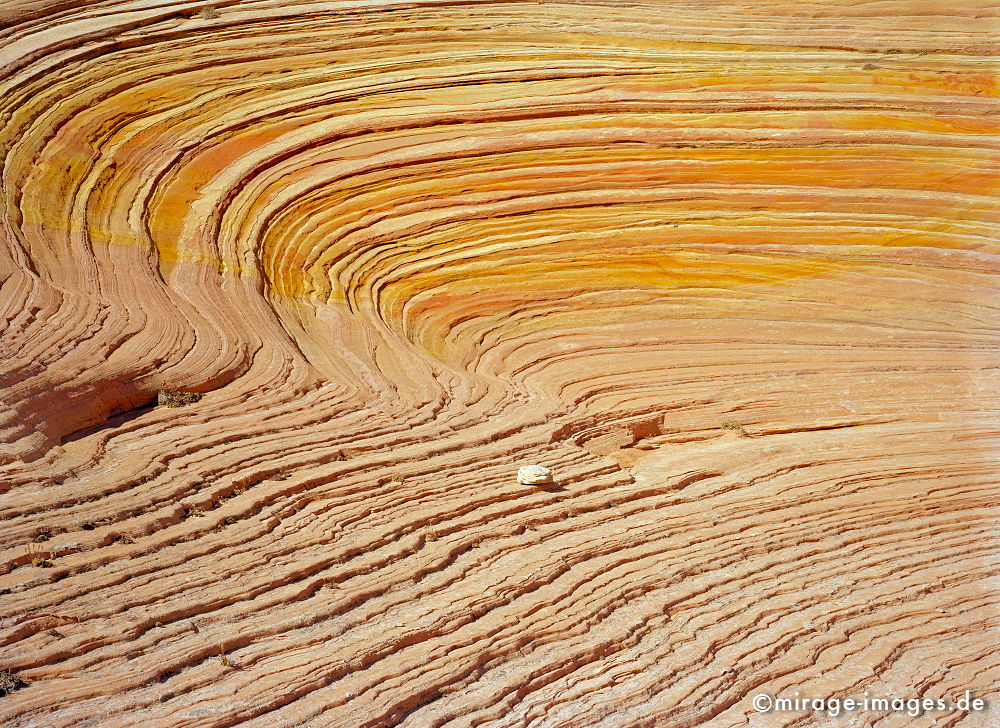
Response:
[158,389,203,407]
[25,544,53,568]
[721,420,750,437]
[0,670,28,696]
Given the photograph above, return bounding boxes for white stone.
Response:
[517,465,553,485]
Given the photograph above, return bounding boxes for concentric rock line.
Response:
[1,1,998,727]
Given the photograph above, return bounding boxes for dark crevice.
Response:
[60,397,157,445]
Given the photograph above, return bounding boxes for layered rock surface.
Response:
[0,1,998,726]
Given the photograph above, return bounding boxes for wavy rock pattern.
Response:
[1,1,998,726]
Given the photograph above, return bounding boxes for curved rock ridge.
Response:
[0,1,998,726]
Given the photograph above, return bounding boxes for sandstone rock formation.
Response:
[0,1,998,726]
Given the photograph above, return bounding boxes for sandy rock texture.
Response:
[1,1,998,726]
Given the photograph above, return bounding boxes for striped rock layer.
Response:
[1,1,998,727]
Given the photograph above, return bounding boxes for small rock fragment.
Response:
[517,465,553,485]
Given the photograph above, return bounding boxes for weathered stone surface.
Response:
[0,1,997,727]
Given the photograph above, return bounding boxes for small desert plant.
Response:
[180,506,207,520]
[721,420,750,437]
[217,643,239,668]
[200,5,217,19]
[25,544,53,568]
[0,669,28,697]
[157,389,202,407]
[390,474,406,483]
